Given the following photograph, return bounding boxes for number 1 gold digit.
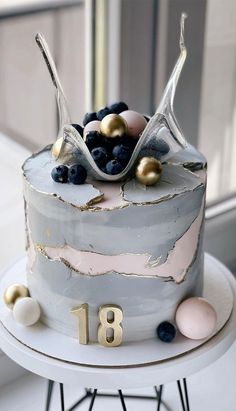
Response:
[71,303,89,345]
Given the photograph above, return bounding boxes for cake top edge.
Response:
[22,144,206,210]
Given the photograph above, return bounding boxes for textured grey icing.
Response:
[28,247,203,342]
[23,149,102,207]
[23,147,204,212]
[23,145,206,342]
[122,164,202,204]
[26,186,204,262]
[169,143,207,167]
[24,149,204,262]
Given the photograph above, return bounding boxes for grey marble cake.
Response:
[23,143,206,343]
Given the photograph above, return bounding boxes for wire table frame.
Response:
[45,378,190,411]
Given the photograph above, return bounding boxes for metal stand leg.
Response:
[45,379,190,411]
[60,383,65,411]
[183,379,190,411]
[118,390,127,411]
[177,380,186,411]
[154,385,164,411]
[45,380,54,411]
[68,389,91,411]
[67,385,170,411]
[88,389,97,411]
[177,379,190,411]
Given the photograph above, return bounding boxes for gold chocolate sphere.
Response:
[3,284,29,310]
[52,137,64,158]
[100,114,128,138]
[135,157,162,186]
[51,137,72,159]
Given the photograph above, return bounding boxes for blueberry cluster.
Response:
[67,101,139,175]
[51,101,164,184]
[85,131,137,175]
[81,102,141,175]
[83,101,128,125]
[51,164,87,185]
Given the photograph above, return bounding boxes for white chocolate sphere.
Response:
[120,110,147,137]
[13,297,41,326]
[175,297,217,340]
[83,120,101,136]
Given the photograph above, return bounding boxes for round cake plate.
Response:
[0,254,234,371]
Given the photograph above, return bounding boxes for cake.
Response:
[3,14,217,348]
[23,142,206,345]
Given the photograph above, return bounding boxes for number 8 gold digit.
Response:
[98,304,123,347]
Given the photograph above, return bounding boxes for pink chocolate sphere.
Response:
[84,120,101,136]
[120,110,147,138]
[175,297,217,340]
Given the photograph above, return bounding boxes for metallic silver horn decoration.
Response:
[36,13,188,182]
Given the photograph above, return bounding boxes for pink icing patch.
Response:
[44,199,204,283]
[91,181,127,209]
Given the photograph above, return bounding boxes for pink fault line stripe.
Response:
[44,199,204,283]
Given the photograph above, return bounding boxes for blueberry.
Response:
[156,138,170,155]
[71,124,83,136]
[97,107,112,121]
[112,144,132,166]
[51,165,68,183]
[109,101,128,114]
[83,112,97,126]
[124,136,138,150]
[85,131,103,151]
[156,321,176,343]
[103,136,122,154]
[91,147,108,167]
[106,159,124,175]
[68,164,87,184]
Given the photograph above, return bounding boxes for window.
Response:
[0,0,236,387]
[0,0,85,150]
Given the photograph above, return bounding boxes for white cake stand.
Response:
[0,253,236,411]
